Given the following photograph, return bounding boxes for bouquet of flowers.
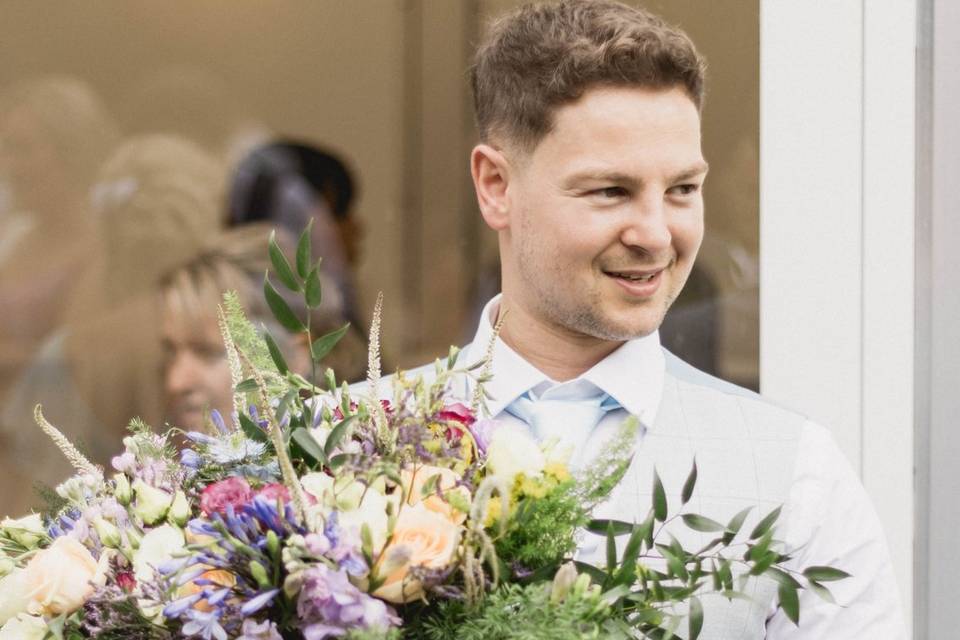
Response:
[0,228,847,639]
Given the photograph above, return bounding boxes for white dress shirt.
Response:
[459,295,906,639]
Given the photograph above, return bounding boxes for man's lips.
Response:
[603,266,666,296]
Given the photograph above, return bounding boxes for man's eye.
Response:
[669,184,700,196]
[592,186,628,199]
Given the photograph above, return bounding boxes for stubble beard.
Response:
[515,243,677,343]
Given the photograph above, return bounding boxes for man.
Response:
[453,1,904,637]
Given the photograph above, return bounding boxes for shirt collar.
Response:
[463,295,665,425]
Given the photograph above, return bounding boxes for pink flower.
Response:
[255,483,290,505]
[437,402,476,443]
[115,571,136,593]
[200,477,253,516]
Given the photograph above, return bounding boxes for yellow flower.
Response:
[484,496,503,528]
[372,502,460,603]
[544,461,571,482]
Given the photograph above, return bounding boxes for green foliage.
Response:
[222,290,274,373]
[495,478,585,569]
[345,629,403,640]
[412,582,631,640]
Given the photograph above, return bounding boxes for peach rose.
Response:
[21,537,103,616]
[372,502,460,603]
[400,465,470,524]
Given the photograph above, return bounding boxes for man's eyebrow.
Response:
[563,162,710,188]
[669,161,710,182]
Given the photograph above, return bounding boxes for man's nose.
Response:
[618,195,672,254]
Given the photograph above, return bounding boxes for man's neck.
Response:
[494,300,623,382]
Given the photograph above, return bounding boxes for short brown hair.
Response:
[470,0,706,153]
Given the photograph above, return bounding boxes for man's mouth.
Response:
[605,270,660,281]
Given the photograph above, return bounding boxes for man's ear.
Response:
[471,143,512,230]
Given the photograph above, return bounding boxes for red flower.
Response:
[115,571,136,593]
[200,477,254,516]
[255,483,290,505]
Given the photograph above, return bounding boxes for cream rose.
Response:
[0,613,46,640]
[133,524,185,583]
[372,502,460,603]
[400,465,470,523]
[485,426,546,483]
[21,536,103,616]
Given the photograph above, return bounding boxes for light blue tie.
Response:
[505,391,621,471]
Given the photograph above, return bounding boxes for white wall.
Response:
[759,0,916,633]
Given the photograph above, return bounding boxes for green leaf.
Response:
[291,428,326,466]
[688,595,704,640]
[653,469,667,522]
[778,582,800,625]
[606,521,618,573]
[586,519,634,536]
[296,220,313,279]
[269,230,301,292]
[573,561,608,585]
[681,513,725,533]
[324,415,357,457]
[236,378,259,393]
[681,459,698,505]
[263,330,289,375]
[802,566,851,582]
[749,505,782,540]
[807,580,836,604]
[765,566,802,589]
[305,266,323,309]
[328,453,350,470]
[311,323,351,361]
[263,274,306,333]
[723,506,753,545]
[239,413,268,443]
[659,547,687,581]
[615,524,647,583]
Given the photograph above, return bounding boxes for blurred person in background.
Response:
[0,134,223,514]
[160,225,360,433]
[227,140,368,381]
[0,76,120,404]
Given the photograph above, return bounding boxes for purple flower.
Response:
[111,452,136,473]
[297,565,400,638]
[181,449,203,469]
[469,418,502,456]
[237,619,283,640]
[181,609,227,640]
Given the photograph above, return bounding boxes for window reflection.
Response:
[0,0,758,515]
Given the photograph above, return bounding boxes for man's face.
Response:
[500,86,706,342]
[161,307,233,432]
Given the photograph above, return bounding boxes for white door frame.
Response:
[759,0,916,633]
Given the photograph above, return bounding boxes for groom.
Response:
[453,1,905,637]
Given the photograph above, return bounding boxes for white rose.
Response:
[0,570,30,625]
[0,613,46,640]
[0,514,45,549]
[338,487,390,553]
[301,472,335,507]
[485,426,546,482]
[133,525,185,583]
